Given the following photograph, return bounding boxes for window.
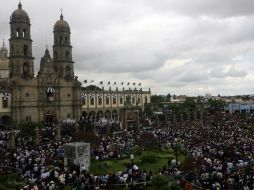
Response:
[120,97,123,104]
[137,97,141,104]
[65,66,70,78]
[60,36,63,44]
[113,97,116,104]
[98,97,102,105]
[23,45,28,56]
[26,116,31,122]
[2,99,8,108]
[106,97,109,105]
[145,96,147,104]
[23,63,29,77]
[23,29,26,37]
[65,37,68,44]
[16,28,20,37]
[90,97,94,105]
[66,51,69,60]
[132,97,135,104]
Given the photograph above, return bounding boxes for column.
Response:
[55,125,61,142]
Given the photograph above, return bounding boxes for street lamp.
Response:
[130,154,134,186]
[172,138,180,166]
[206,158,212,189]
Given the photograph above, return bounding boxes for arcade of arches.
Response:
[82,109,119,120]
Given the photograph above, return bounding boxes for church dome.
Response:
[11,2,30,22]
[54,14,70,32]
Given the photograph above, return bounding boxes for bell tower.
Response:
[53,12,74,80]
[9,2,34,79]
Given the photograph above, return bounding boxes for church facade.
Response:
[0,3,151,126]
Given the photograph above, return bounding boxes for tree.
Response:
[136,132,159,149]
[168,103,184,122]
[20,122,41,136]
[166,93,171,101]
[151,95,165,105]
[207,98,226,114]
[149,175,182,190]
[150,175,170,190]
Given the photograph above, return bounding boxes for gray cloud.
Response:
[1,0,254,95]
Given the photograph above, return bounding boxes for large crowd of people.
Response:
[1,113,254,189]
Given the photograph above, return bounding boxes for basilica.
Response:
[0,3,151,126]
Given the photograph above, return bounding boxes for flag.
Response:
[90,80,94,83]
[114,82,116,85]
[83,80,87,83]
[121,82,124,85]
[138,83,141,86]
[108,81,110,85]
[99,81,103,85]
[133,83,136,86]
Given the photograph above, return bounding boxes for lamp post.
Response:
[206,158,212,189]
[130,154,134,187]
[172,138,180,166]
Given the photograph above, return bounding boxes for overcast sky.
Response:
[1,0,254,96]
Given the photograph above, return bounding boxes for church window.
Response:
[23,29,26,37]
[137,97,141,104]
[23,45,28,56]
[23,62,29,77]
[90,97,94,105]
[2,99,8,108]
[26,116,31,122]
[65,66,70,78]
[66,51,69,60]
[113,96,116,104]
[98,97,102,105]
[16,28,20,37]
[60,36,63,44]
[106,97,109,105]
[132,97,135,104]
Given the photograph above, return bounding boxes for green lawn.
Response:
[90,148,185,174]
